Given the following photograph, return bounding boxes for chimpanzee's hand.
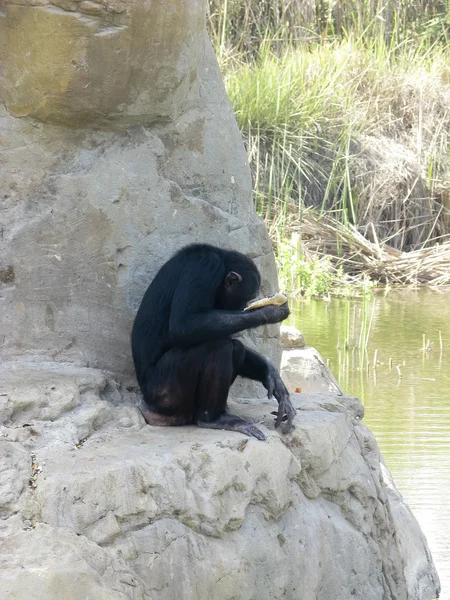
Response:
[259,302,290,325]
[263,363,296,432]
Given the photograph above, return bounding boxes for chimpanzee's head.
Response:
[216,250,261,311]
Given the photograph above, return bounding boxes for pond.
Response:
[289,289,450,598]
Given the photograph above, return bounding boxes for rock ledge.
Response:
[0,363,440,600]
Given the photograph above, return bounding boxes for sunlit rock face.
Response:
[0,0,279,384]
[0,0,204,126]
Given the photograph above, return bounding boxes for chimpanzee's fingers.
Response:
[275,405,285,428]
[277,393,297,428]
[282,398,296,432]
[283,413,295,433]
[285,398,296,419]
[272,378,289,403]
[270,411,288,422]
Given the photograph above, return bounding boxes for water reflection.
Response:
[289,289,450,597]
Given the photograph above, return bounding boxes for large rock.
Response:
[279,326,342,395]
[280,325,344,395]
[0,3,440,598]
[0,364,440,600]
[281,346,344,395]
[0,0,280,389]
[0,0,204,126]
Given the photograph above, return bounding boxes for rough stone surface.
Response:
[0,363,440,600]
[0,2,440,598]
[281,346,344,395]
[0,0,205,126]
[280,325,306,349]
[0,0,280,396]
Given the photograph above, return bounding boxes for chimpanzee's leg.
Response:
[138,347,199,427]
[229,339,296,431]
[139,340,265,439]
[194,339,266,440]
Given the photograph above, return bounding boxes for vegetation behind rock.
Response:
[208,0,450,293]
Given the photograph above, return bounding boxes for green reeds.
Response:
[272,228,375,297]
[208,0,450,54]
[210,0,450,294]
[336,296,375,390]
[222,37,450,252]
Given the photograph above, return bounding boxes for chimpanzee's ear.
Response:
[224,271,243,290]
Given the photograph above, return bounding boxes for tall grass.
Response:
[208,0,450,53]
[222,38,450,250]
[208,1,450,291]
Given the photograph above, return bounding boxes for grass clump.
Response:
[208,1,450,294]
[290,209,450,286]
[274,229,375,297]
[208,0,450,53]
[223,39,450,251]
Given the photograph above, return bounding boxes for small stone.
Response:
[280,325,305,349]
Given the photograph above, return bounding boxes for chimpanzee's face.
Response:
[218,269,261,311]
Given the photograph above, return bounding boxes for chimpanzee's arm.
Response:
[170,306,287,345]
[168,253,288,346]
[235,342,296,431]
[235,344,271,381]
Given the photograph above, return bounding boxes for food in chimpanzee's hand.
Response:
[244,292,287,311]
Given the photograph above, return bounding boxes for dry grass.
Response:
[293,210,450,285]
[208,0,450,53]
[209,0,450,291]
[223,41,450,251]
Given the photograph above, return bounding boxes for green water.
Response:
[289,289,450,598]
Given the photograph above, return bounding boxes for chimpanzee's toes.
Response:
[242,424,266,440]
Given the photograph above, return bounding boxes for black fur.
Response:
[131,244,295,439]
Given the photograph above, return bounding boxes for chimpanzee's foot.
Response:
[138,401,188,427]
[197,413,266,440]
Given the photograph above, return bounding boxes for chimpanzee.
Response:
[131,244,296,440]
